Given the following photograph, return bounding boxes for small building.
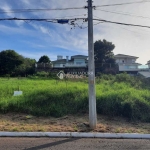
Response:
[114,54,141,74]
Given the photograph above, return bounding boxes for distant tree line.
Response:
[0,50,51,77]
[0,39,118,77]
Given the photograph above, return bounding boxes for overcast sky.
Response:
[0,0,150,64]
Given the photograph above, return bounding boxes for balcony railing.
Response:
[65,64,87,67]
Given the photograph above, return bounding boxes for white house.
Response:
[147,60,150,69]
[114,54,141,72]
[52,55,88,68]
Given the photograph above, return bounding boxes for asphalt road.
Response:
[0,138,149,150]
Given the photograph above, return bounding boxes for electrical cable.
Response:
[0,7,85,14]
[96,0,150,8]
[1,1,150,14]
[93,18,150,28]
[54,14,87,19]
[1,17,150,29]
[101,22,150,37]
[95,9,150,20]
[81,22,104,29]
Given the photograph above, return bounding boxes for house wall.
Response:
[53,58,87,68]
[115,57,139,72]
[119,64,138,71]
[74,58,86,65]
[53,64,65,68]
[148,62,150,68]
[116,58,136,64]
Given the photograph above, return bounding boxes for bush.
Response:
[3,89,88,117]
[36,71,49,77]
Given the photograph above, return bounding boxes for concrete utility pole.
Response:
[88,0,97,129]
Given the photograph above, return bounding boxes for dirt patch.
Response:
[0,113,149,133]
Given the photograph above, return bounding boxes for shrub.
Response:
[36,71,49,77]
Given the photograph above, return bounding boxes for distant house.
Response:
[52,55,88,68]
[114,54,141,73]
[147,60,150,69]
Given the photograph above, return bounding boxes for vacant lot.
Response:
[0,74,150,122]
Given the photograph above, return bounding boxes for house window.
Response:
[122,60,125,63]
[129,66,136,69]
[116,59,119,63]
[76,62,83,65]
[132,59,135,63]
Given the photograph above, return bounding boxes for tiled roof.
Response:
[71,55,88,59]
[52,59,74,64]
[115,54,138,58]
[52,59,66,64]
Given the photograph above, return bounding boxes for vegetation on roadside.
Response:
[0,73,150,122]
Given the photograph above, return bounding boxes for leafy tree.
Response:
[38,55,51,63]
[0,50,24,75]
[94,39,118,74]
[14,58,36,76]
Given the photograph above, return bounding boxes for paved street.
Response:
[0,138,149,150]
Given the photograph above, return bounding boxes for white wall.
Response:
[148,62,150,68]
[53,64,60,67]
[119,64,138,71]
[74,59,86,65]
[116,58,136,64]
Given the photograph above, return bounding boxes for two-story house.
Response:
[114,54,141,73]
[52,55,88,68]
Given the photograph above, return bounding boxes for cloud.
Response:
[0,0,150,64]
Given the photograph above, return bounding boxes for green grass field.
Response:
[0,74,150,122]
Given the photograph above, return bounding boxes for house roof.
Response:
[114,54,139,59]
[71,55,88,59]
[52,55,88,64]
[146,60,150,65]
[52,59,67,64]
[138,71,150,78]
[132,63,142,65]
[52,59,74,64]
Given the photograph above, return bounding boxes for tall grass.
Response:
[0,73,150,122]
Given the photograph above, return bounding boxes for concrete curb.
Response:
[0,132,150,139]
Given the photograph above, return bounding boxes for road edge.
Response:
[0,132,150,139]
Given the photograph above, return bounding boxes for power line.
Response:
[1,1,150,14]
[0,7,85,14]
[81,22,104,29]
[101,21,150,37]
[91,15,150,35]
[118,26,150,36]
[93,18,150,28]
[1,17,150,29]
[55,14,87,19]
[95,9,150,20]
[96,0,150,8]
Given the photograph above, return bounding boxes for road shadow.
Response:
[24,138,80,150]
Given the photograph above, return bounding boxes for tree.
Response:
[94,39,118,74]
[14,58,36,76]
[38,55,51,63]
[0,50,24,75]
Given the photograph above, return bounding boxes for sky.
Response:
[0,0,150,65]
